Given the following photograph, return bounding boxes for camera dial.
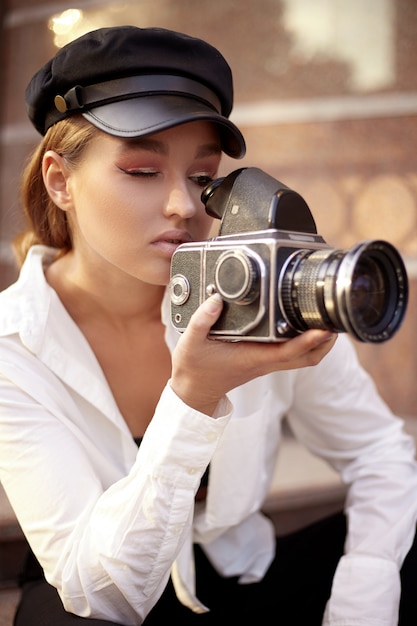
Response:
[169,275,190,306]
[214,249,260,304]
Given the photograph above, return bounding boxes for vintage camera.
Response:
[169,167,408,343]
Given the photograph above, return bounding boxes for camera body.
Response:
[170,168,408,343]
[170,226,330,341]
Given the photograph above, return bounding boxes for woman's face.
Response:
[59,121,222,286]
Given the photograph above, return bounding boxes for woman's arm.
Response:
[287,336,417,625]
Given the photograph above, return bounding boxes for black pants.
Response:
[13,512,417,625]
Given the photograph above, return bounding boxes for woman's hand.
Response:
[171,294,337,415]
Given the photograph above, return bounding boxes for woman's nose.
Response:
[164,182,197,219]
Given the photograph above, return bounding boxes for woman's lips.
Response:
[152,231,193,256]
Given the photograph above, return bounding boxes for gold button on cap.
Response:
[54,95,68,113]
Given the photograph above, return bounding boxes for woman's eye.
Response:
[192,175,215,188]
[118,167,158,178]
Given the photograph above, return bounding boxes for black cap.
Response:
[25,26,246,158]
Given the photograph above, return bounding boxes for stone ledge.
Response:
[0,588,21,626]
[0,487,26,588]
[0,489,23,540]
[263,431,347,534]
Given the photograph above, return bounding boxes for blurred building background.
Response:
[1,0,416,417]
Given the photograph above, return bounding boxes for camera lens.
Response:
[279,240,408,343]
[349,255,387,328]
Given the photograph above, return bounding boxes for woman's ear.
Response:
[42,151,74,211]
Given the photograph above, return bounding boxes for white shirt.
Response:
[1,245,417,625]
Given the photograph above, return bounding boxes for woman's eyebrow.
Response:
[122,138,168,155]
[196,143,222,158]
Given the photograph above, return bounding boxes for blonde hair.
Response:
[13,116,98,267]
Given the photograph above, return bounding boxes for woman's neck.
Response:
[45,250,166,329]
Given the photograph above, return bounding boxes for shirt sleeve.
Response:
[284,335,417,625]
[0,369,231,625]
[322,555,400,626]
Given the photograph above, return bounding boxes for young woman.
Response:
[1,25,417,626]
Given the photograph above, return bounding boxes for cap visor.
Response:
[82,95,246,158]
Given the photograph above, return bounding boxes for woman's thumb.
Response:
[187,293,224,337]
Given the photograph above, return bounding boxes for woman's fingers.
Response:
[171,295,337,414]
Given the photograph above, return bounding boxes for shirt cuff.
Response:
[136,383,232,488]
[322,554,400,626]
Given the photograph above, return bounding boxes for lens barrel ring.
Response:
[279,240,408,343]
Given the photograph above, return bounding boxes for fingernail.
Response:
[205,293,223,313]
